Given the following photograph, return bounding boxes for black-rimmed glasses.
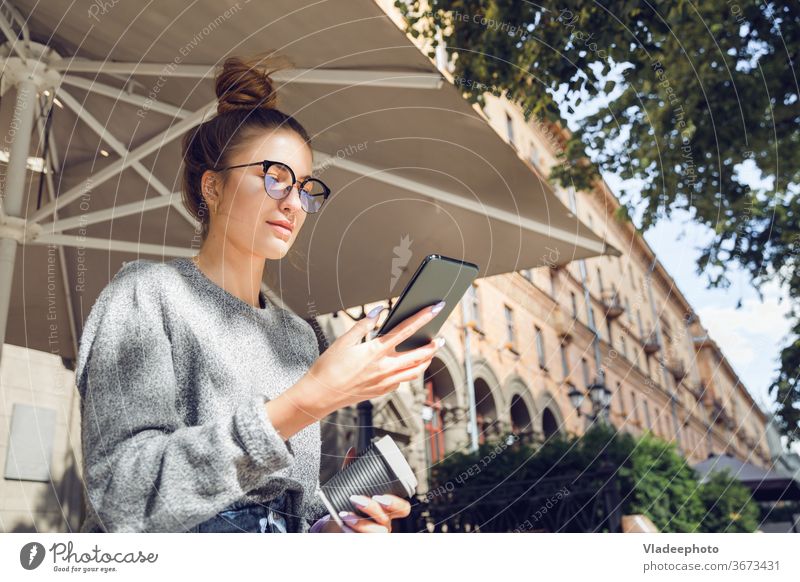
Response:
[213,159,331,214]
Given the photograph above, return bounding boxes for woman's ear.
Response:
[201,171,221,214]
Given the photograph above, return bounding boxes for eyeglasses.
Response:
[213,159,331,214]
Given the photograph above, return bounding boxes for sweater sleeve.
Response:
[76,264,296,532]
[301,477,332,532]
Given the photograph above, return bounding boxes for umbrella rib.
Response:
[30,97,215,223]
[315,151,608,255]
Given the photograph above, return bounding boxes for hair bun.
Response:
[215,52,293,115]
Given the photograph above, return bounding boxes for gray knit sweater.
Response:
[75,256,329,532]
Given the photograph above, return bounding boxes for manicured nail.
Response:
[338,511,359,527]
[349,494,371,508]
[367,305,385,319]
[372,494,393,507]
[431,300,446,314]
[435,337,446,348]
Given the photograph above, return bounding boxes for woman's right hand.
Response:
[303,301,446,416]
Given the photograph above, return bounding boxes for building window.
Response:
[607,320,614,349]
[643,400,653,430]
[636,309,644,338]
[560,344,570,378]
[631,392,640,425]
[570,291,578,318]
[535,326,546,369]
[596,267,604,294]
[505,112,515,147]
[467,284,482,330]
[616,381,624,413]
[620,336,627,359]
[549,268,557,297]
[581,358,590,387]
[504,305,515,345]
[529,142,540,167]
[568,187,578,212]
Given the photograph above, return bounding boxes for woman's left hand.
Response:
[319,447,411,533]
[340,493,411,533]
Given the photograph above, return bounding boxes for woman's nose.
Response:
[281,184,304,212]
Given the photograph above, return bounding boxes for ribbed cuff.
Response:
[233,394,295,489]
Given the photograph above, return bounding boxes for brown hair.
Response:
[181,51,312,246]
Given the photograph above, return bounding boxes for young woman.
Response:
[75,53,446,533]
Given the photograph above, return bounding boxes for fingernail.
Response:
[431,300,446,314]
[338,511,359,527]
[372,494,393,507]
[349,494,371,508]
[367,305,385,319]
[435,337,446,348]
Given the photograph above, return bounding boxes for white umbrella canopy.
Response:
[0,0,616,362]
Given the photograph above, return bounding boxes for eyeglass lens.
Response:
[264,162,327,213]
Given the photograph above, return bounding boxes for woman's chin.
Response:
[259,238,291,259]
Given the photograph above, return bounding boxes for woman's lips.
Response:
[267,221,292,240]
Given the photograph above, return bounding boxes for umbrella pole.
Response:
[0,78,38,366]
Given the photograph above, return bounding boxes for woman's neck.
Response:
[191,241,265,309]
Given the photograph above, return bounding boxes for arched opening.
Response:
[474,378,499,445]
[542,407,560,441]
[422,358,459,463]
[510,394,534,445]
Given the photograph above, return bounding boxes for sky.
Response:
[553,60,795,429]
[602,171,797,455]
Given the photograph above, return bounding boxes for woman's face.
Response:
[204,129,313,260]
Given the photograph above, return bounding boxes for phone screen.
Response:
[375,254,479,351]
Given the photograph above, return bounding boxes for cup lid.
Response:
[373,435,418,497]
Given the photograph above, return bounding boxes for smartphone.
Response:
[373,254,479,352]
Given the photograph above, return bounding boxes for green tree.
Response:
[695,470,761,532]
[619,431,705,532]
[396,0,800,443]
[428,425,759,532]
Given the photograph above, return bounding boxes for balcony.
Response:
[710,398,736,430]
[687,382,710,404]
[552,305,574,343]
[641,330,660,355]
[601,288,624,320]
[666,358,687,382]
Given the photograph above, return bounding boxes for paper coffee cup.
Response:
[317,435,418,528]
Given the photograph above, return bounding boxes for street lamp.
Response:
[589,380,612,412]
[568,384,585,415]
[569,377,611,424]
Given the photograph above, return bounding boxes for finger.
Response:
[383,336,444,370]
[377,356,437,392]
[349,494,391,529]
[339,513,389,533]
[342,446,357,469]
[376,301,445,353]
[371,494,411,519]
[347,305,387,344]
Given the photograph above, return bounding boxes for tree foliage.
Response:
[396,0,800,443]
[431,425,760,532]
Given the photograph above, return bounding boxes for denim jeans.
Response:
[191,493,289,533]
